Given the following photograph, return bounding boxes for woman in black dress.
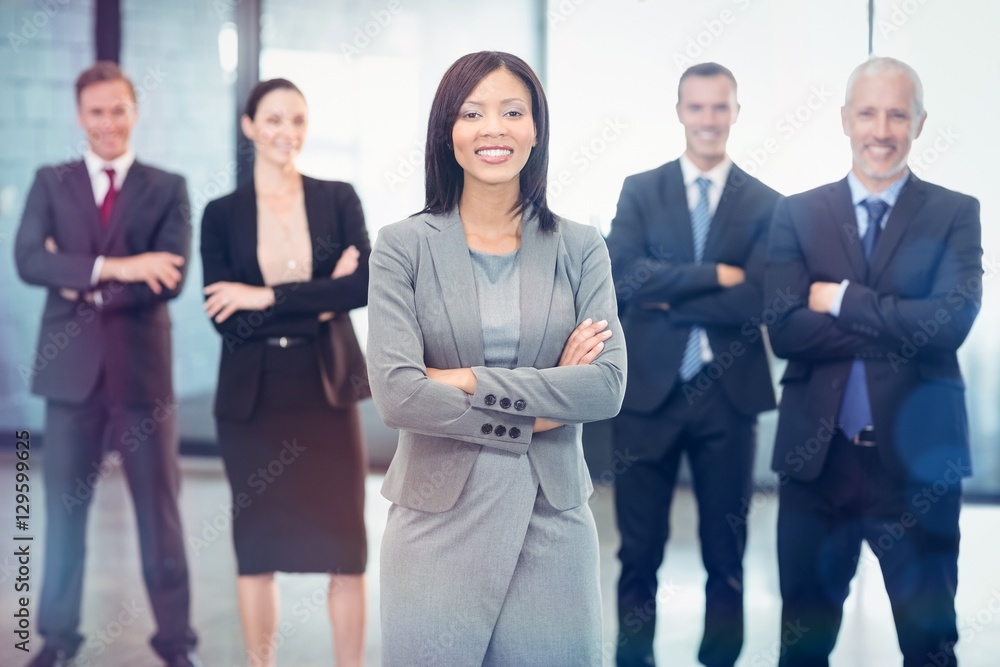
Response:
[200,79,369,667]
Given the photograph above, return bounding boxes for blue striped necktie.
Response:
[837,197,889,438]
[679,176,712,381]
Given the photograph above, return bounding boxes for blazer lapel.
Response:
[662,161,695,262]
[704,164,744,258]
[516,212,558,368]
[233,181,265,285]
[302,176,330,277]
[66,162,102,242]
[870,174,926,284]
[824,179,867,282]
[426,210,485,368]
[101,162,149,252]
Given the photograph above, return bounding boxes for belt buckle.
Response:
[853,426,877,447]
[278,336,289,348]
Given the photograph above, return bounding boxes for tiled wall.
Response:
[0,0,95,428]
[0,0,235,438]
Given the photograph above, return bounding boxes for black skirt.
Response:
[216,342,367,575]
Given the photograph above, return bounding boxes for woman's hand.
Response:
[427,317,612,434]
[426,367,477,395]
[558,318,613,366]
[203,282,276,323]
[331,245,360,279]
[535,317,614,434]
[533,417,563,433]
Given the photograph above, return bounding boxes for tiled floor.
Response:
[1,450,998,666]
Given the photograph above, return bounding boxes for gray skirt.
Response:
[380,447,603,666]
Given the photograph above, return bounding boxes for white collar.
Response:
[83,148,136,181]
[679,153,732,190]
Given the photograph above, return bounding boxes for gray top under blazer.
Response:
[469,247,520,368]
[367,208,627,513]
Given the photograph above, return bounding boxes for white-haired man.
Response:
[765,56,981,666]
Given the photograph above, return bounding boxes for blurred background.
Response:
[2,2,1000,666]
[0,0,997,495]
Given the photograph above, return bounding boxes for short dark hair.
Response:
[243,78,304,119]
[421,51,555,232]
[677,62,738,104]
[75,61,136,104]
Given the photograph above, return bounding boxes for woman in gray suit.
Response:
[367,51,626,666]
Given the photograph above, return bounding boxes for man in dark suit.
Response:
[606,62,780,667]
[765,57,981,667]
[14,62,200,667]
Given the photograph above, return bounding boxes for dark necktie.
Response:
[99,167,117,228]
[837,197,890,439]
[861,198,888,261]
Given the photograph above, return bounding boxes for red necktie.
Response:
[99,167,117,228]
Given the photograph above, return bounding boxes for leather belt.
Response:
[264,336,311,348]
[852,426,877,447]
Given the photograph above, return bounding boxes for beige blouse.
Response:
[256,192,313,286]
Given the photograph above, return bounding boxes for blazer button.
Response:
[484,394,496,406]
[494,425,507,437]
[500,397,512,409]
[509,427,521,439]
[514,399,526,411]
[481,423,493,435]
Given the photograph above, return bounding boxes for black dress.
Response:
[217,343,367,575]
[201,176,370,575]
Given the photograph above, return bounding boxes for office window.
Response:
[873,0,1000,498]
[0,0,95,429]
[121,0,237,441]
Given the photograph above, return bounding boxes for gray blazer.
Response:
[368,208,626,513]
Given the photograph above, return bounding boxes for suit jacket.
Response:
[367,209,627,513]
[200,176,371,421]
[765,174,982,483]
[605,160,780,418]
[14,160,191,404]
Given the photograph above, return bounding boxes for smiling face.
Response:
[842,71,925,192]
[240,88,307,168]
[676,74,739,171]
[77,79,137,161]
[451,67,536,193]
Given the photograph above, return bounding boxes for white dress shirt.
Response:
[828,169,909,317]
[82,148,135,288]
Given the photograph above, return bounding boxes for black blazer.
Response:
[606,160,781,417]
[200,176,370,421]
[765,175,982,483]
[14,160,191,404]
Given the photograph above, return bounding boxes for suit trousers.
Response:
[614,380,755,667]
[777,431,961,667]
[38,375,196,659]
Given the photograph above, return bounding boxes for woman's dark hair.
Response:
[243,78,304,119]
[421,51,555,232]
